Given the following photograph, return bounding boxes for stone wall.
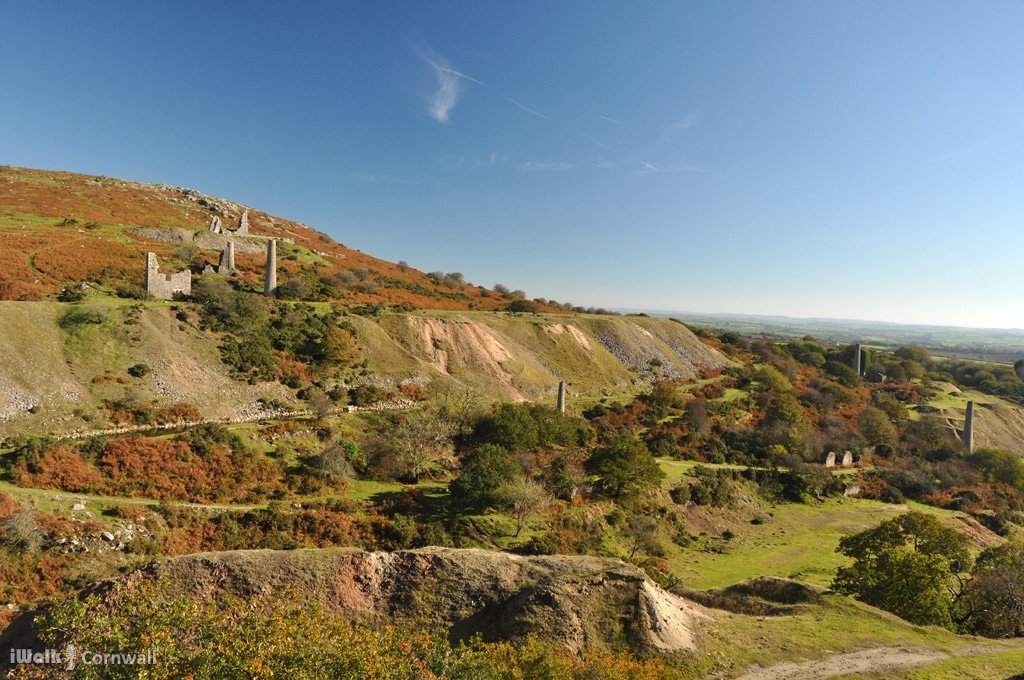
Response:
[144,253,191,300]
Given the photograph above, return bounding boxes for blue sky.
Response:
[2,1,1023,328]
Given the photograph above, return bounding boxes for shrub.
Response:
[128,363,151,378]
[57,287,85,302]
[0,491,18,522]
[309,442,357,481]
[349,384,388,407]
[276,277,313,300]
[1,508,45,552]
[116,282,150,300]
[58,306,105,329]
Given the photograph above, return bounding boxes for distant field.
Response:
[655,311,1024,363]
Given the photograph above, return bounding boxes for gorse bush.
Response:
[191,279,360,382]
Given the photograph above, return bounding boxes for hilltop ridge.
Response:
[0,165,567,311]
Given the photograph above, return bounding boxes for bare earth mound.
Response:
[94,547,711,655]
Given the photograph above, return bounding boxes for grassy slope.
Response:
[701,594,1024,678]
[0,299,294,436]
[355,311,726,401]
[901,651,1024,679]
[0,302,726,436]
[914,385,1024,454]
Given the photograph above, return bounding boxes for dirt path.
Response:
[53,400,417,441]
[733,647,948,680]
[0,480,265,512]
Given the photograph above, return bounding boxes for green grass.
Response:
[718,387,747,402]
[671,498,926,589]
[901,650,1024,679]
[345,479,433,501]
[657,458,748,484]
[0,476,447,513]
[697,595,965,678]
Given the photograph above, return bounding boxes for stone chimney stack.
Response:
[963,401,975,452]
[264,239,277,296]
[219,240,236,275]
[145,252,159,290]
[852,344,862,377]
[557,380,566,414]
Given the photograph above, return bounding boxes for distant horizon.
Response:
[3,2,1023,329]
[620,307,1024,333]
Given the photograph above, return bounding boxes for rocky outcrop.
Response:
[95,547,710,655]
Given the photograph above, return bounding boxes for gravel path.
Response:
[733,647,948,680]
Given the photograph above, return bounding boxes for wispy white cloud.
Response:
[661,112,698,143]
[628,158,710,175]
[415,44,481,123]
[520,161,576,172]
[502,95,550,120]
[349,172,421,185]
[598,115,625,125]
[581,133,611,150]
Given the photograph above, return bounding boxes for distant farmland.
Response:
[646,311,1024,364]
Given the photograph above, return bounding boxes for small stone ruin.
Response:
[144,252,191,300]
[841,451,853,467]
[824,451,836,468]
[142,209,286,296]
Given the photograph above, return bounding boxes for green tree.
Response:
[832,512,970,627]
[895,345,930,363]
[871,391,909,430]
[449,445,523,512]
[623,513,663,559]
[384,411,456,483]
[857,406,899,449]
[585,436,665,500]
[756,365,794,394]
[473,403,581,452]
[495,477,551,537]
[824,361,859,387]
[960,540,1024,637]
[641,382,685,420]
[968,447,1024,493]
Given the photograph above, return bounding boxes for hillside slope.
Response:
[919,386,1024,453]
[0,165,552,311]
[0,300,726,437]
